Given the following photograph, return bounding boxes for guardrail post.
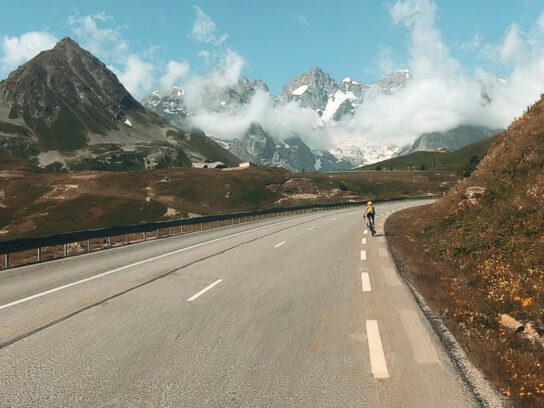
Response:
[87,240,91,253]
[37,247,42,262]
[156,229,160,238]
[64,243,68,257]
[108,237,112,248]
[126,234,130,244]
[4,254,8,269]
[169,227,172,236]
[143,232,146,241]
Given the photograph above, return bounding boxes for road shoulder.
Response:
[385,208,505,408]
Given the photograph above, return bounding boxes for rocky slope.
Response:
[225,123,350,172]
[0,37,239,170]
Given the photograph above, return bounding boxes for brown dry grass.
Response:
[0,166,455,240]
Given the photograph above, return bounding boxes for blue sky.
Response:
[1,0,544,97]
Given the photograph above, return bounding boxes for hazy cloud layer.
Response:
[345,0,544,145]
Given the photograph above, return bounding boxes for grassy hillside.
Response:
[0,166,454,240]
[386,98,544,406]
[360,135,500,174]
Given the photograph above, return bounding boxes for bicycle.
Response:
[366,216,376,237]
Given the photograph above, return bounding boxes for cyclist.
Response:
[363,201,376,232]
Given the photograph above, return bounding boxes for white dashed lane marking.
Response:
[360,250,367,261]
[366,320,390,379]
[274,241,286,248]
[187,279,223,302]
[361,272,371,292]
[361,238,367,245]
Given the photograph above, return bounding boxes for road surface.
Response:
[0,200,478,407]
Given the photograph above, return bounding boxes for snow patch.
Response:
[291,85,309,96]
[321,90,353,123]
[314,156,322,171]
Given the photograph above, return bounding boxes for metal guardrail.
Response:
[0,195,439,269]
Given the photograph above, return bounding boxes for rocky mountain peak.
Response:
[0,36,142,120]
[279,67,339,111]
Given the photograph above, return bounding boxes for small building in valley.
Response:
[192,161,227,169]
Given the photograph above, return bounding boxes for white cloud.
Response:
[68,13,128,61]
[68,12,161,98]
[1,31,58,72]
[159,60,191,90]
[117,55,155,97]
[189,89,326,148]
[183,49,246,111]
[191,6,228,45]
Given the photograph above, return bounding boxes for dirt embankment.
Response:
[386,200,544,407]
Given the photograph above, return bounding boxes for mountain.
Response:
[0,37,239,170]
[228,123,351,172]
[143,68,414,171]
[398,125,503,156]
[278,68,412,125]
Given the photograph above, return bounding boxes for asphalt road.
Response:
[0,200,478,407]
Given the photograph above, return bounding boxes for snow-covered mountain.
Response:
[142,68,414,171]
[279,68,412,125]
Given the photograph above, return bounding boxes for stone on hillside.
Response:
[499,314,524,333]
[281,178,318,195]
[464,186,486,204]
